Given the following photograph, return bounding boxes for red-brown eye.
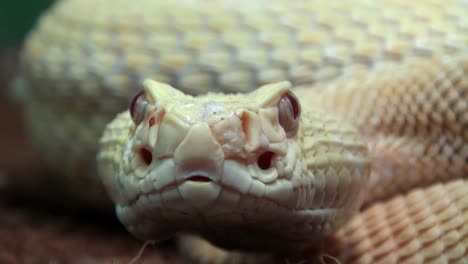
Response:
[278,91,300,136]
[129,91,149,125]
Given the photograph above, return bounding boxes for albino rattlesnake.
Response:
[15,0,467,263]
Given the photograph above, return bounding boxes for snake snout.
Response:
[174,122,224,182]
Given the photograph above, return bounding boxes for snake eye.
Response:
[278,91,300,136]
[129,91,149,125]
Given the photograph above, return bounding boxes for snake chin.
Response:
[115,185,348,252]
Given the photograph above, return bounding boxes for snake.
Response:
[12,0,467,263]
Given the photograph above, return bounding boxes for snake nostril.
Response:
[257,151,274,170]
[139,147,153,165]
[148,116,155,127]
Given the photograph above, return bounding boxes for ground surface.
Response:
[0,48,188,263]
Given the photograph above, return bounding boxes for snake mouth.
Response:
[185,175,213,182]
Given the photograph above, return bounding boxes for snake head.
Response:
[98,79,370,251]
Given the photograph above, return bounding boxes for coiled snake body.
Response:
[15,0,467,263]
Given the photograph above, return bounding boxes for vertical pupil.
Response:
[130,91,144,119]
[286,93,299,119]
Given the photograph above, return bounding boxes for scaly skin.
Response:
[296,54,468,263]
[98,80,370,252]
[14,0,468,263]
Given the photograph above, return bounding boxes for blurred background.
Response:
[0,1,183,262]
[0,1,52,177]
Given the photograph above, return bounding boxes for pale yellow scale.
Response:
[13,0,468,263]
